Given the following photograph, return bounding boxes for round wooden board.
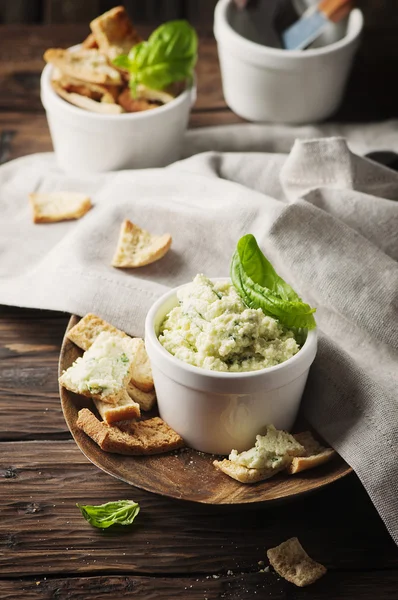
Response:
[59,315,352,506]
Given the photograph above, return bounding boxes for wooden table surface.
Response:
[1,23,398,600]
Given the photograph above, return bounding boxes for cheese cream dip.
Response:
[158,274,300,373]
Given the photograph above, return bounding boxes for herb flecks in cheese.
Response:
[61,331,135,397]
[229,425,305,470]
[159,274,300,372]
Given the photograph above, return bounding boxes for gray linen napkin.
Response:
[1,124,397,544]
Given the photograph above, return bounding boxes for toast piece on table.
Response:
[29,192,92,224]
[267,537,327,587]
[112,219,172,268]
[77,408,184,455]
[59,331,139,404]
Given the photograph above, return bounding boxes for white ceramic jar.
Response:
[214,0,364,123]
[145,279,317,455]
[40,54,196,174]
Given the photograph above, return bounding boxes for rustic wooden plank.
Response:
[0,306,70,440]
[43,0,101,24]
[0,1,41,24]
[0,113,51,160]
[2,570,398,600]
[1,441,397,577]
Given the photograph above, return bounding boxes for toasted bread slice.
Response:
[94,390,140,424]
[44,48,122,85]
[82,32,98,49]
[267,537,327,587]
[112,219,172,268]
[53,74,120,103]
[67,315,154,392]
[129,338,154,392]
[118,89,158,113]
[213,459,285,483]
[287,449,336,474]
[77,408,184,455]
[90,6,141,60]
[59,332,139,404]
[52,81,123,114]
[137,85,174,104]
[127,383,156,411]
[286,431,336,474]
[67,313,127,352]
[29,192,92,224]
[227,425,305,470]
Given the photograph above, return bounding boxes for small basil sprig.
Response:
[231,234,316,330]
[77,500,140,529]
[113,20,198,94]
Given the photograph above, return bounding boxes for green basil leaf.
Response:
[231,235,316,331]
[236,234,300,302]
[77,500,140,529]
[114,20,197,92]
[112,55,135,71]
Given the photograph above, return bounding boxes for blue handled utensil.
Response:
[282,0,353,50]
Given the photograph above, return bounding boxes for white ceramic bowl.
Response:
[214,0,364,123]
[40,53,196,173]
[145,278,317,455]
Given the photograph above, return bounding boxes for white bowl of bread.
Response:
[41,6,196,173]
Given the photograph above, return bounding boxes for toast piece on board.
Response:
[67,314,127,352]
[129,338,154,392]
[77,408,184,455]
[287,431,336,474]
[127,383,156,411]
[94,390,140,424]
[59,332,139,404]
[213,459,286,484]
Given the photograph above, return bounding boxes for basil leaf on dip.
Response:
[231,234,316,331]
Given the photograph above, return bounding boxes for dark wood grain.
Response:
[1,441,397,577]
[0,306,70,440]
[2,570,398,600]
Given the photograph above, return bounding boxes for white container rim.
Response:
[41,52,195,123]
[145,277,317,385]
[214,0,364,60]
